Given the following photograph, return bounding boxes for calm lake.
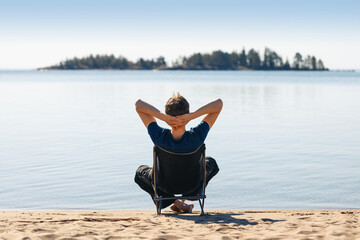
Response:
[0,70,359,210]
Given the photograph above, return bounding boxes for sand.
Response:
[0,209,359,239]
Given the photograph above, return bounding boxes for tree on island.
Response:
[39,48,328,71]
[239,49,247,68]
[293,53,303,70]
[247,49,261,70]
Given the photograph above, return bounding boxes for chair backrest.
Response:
[153,144,206,195]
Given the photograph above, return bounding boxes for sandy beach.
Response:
[0,209,358,239]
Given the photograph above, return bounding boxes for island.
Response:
[38,48,328,71]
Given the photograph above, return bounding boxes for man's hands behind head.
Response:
[174,114,192,127]
[164,113,193,129]
[163,115,178,129]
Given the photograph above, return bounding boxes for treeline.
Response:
[39,48,327,71]
[43,55,167,70]
[177,48,327,70]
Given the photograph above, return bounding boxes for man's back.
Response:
[147,121,209,153]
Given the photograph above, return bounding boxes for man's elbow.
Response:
[216,98,223,112]
[135,99,142,111]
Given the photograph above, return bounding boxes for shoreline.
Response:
[1,209,358,239]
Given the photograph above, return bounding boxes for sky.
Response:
[0,0,359,70]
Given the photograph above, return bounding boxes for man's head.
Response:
[165,93,189,116]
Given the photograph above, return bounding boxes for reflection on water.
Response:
[0,70,359,210]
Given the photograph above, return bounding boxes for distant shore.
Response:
[37,49,329,71]
[0,209,358,239]
[37,67,330,71]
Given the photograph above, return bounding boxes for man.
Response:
[134,93,222,213]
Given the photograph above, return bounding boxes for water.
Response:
[0,70,359,210]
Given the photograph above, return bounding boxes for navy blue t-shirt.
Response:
[147,121,210,153]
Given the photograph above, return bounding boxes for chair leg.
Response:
[199,198,205,216]
[155,200,160,215]
[157,200,162,215]
[155,201,159,215]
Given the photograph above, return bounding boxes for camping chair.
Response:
[152,144,207,215]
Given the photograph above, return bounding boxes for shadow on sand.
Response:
[162,212,285,226]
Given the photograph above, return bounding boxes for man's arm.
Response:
[177,99,223,129]
[135,99,177,128]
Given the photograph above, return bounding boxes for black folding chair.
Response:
[152,144,207,215]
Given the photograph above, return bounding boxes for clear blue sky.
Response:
[0,0,359,69]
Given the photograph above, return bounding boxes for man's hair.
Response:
[165,93,190,116]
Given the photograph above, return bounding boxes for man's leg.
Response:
[134,165,154,195]
[183,156,220,198]
[134,165,175,209]
[205,156,219,186]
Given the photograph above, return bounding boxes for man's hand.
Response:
[163,114,192,129]
[175,113,193,127]
[163,115,179,128]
